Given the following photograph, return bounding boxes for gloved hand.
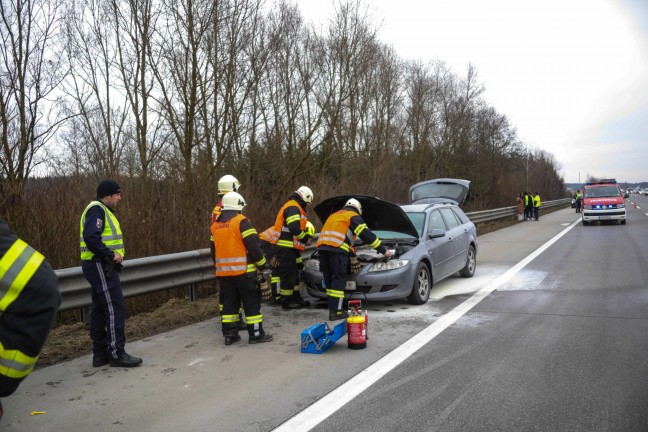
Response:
[257,271,272,302]
[349,256,361,274]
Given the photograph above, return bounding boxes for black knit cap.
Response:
[97,180,121,198]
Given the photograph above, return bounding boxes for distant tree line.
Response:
[1,0,565,269]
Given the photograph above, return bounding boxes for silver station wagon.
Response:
[302,179,478,305]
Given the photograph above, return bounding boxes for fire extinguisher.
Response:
[347,292,368,350]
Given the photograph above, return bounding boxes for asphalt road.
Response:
[4,200,648,432]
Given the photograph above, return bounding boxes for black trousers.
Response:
[219,274,264,338]
[276,247,300,302]
[318,250,349,312]
[83,260,126,360]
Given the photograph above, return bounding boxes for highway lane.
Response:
[308,199,648,431]
[4,205,647,431]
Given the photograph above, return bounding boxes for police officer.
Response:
[80,180,142,367]
[0,216,60,419]
[262,186,314,309]
[316,198,391,320]
[210,192,273,345]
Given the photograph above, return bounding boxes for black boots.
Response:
[109,353,143,367]
[249,333,273,344]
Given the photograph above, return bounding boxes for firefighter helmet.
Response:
[221,192,246,211]
[345,198,362,215]
[295,186,314,204]
[218,175,241,195]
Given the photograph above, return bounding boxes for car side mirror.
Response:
[428,228,445,239]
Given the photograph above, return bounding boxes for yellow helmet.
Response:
[221,192,246,211]
[218,175,240,195]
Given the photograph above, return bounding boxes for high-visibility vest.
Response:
[211,214,249,277]
[0,238,45,379]
[263,200,308,250]
[79,201,125,260]
[209,199,223,241]
[534,195,541,206]
[316,210,356,254]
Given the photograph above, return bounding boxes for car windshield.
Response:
[585,185,621,198]
[411,183,465,202]
[371,230,418,241]
[404,212,425,238]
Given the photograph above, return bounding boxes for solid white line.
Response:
[273,218,582,431]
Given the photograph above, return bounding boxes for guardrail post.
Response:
[189,283,198,301]
[79,306,91,324]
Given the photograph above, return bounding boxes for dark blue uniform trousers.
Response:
[82,261,126,359]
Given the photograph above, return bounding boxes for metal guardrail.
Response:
[466,198,570,224]
[56,198,571,313]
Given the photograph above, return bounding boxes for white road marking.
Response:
[273,218,581,431]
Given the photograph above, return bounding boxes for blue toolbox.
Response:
[300,321,347,354]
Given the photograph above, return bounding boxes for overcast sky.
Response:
[294,0,648,184]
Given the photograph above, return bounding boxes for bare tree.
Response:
[0,0,65,207]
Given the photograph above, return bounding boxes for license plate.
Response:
[345,281,356,291]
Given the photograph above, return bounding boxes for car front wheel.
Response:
[407,262,431,305]
[459,245,476,278]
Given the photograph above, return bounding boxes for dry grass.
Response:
[37,295,219,368]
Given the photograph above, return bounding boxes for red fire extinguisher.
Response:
[347,292,368,350]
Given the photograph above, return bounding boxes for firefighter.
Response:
[80,180,142,368]
[209,175,246,329]
[210,192,273,345]
[260,220,314,305]
[316,198,391,320]
[262,186,314,309]
[0,217,60,419]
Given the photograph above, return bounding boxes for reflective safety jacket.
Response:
[261,199,309,250]
[79,200,125,261]
[316,209,386,255]
[0,217,60,397]
[533,195,541,207]
[210,211,267,277]
[209,198,223,242]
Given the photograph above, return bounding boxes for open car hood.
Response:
[313,195,419,238]
[408,178,470,205]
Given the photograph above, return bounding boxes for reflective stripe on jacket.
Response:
[0,238,45,379]
[316,210,355,253]
[266,199,308,250]
[79,201,125,260]
[211,214,248,277]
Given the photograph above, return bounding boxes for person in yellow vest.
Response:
[533,192,541,221]
[209,175,246,330]
[80,180,142,368]
[261,186,314,310]
[316,198,391,320]
[0,216,60,419]
[211,192,272,345]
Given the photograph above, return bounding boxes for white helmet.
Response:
[345,198,362,214]
[305,221,315,237]
[218,175,241,195]
[295,186,314,204]
[221,192,246,211]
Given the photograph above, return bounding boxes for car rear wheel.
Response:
[407,262,430,305]
[459,245,476,278]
